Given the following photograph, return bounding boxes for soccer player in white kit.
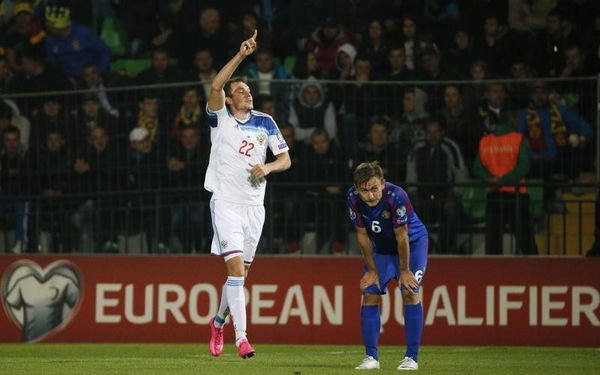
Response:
[206,30,291,359]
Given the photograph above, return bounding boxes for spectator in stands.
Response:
[31,128,74,253]
[81,64,125,118]
[398,15,437,71]
[356,116,403,181]
[422,0,461,45]
[444,28,476,78]
[244,48,289,118]
[191,7,231,68]
[257,94,283,125]
[187,48,217,100]
[556,45,596,123]
[72,126,120,253]
[473,14,513,75]
[519,81,593,211]
[306,16,354,76]
[533,9,578,77]
[406,117,467,254]
[301,129,348,254]
[383,44,416,81]
[332,42,357,81]
[477,82,511,136]
[131,90,169,145]
[13,49,72,114]
[0,126,30,253]
[119,127,168,253]
[0,99,30,151]
[288,77,337,145]
[462,60,489,112]
[292,50,328,80]
[29,97,75,151]
[358,19,390,77]
[44,4,111,81]
[170,87,205,141]
[74,94,114,142]
[2,1,45,73]
[417,48,451,112]
[166,126,210,253]
[438,85,478,168]
[136,47,185,85]
[389,87,429,147]
[473,110,537,255]
[0,56,16,94]
[149,0,195,69]
[507,58,536,108]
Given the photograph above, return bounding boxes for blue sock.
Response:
[404,303,423,362]
[360,305,380,360]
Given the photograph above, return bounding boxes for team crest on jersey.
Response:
[396,206,406,217]
[72,40,81,51]
[349,208,356,220]
[256,134,266,145]
[382,210,390,219]
[220,240,228,249]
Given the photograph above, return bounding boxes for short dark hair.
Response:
[353,161,384,187]
[224,77,247,97]
[3,125,20,137]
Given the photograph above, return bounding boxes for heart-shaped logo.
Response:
[1,259,83,342]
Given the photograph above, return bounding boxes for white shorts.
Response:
[209,199,265,266]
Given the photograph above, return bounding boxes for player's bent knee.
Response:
[224,253,245,276]
[362,293,381,305]
[401,290,421,305]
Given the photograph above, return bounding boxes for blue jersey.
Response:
[347,182,428,255]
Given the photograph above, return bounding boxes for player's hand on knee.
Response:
[360,270,380,291]
[400,270,418,294]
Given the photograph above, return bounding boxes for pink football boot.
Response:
[208,317,224,356]
[237,339,255,359]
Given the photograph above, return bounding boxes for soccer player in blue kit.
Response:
[347,161,428,371]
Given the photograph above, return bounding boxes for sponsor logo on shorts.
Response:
[220,240,228,249]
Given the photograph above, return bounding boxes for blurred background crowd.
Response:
[0,0,598,256]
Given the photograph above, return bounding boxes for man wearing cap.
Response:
[118,127,169,253]
[3,1,45,72]
[45,4,111,80]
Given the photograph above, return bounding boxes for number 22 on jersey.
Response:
[238,140,255,157]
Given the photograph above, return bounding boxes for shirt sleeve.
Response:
[347,194,364,227]
[391,190,409,227]
[266,118,289,156]
[205,104,226,128]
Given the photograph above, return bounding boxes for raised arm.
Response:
[207,30,258,112]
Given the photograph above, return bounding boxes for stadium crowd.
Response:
[0,0,597,255]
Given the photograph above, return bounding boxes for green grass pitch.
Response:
[0,344,599,374]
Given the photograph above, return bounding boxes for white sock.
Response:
[235,330,247,346]
[226,276,246,335]
[214,284,228,328]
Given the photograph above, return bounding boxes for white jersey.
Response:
[204,105,289,205]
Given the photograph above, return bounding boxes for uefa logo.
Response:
[1,259,83,342]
